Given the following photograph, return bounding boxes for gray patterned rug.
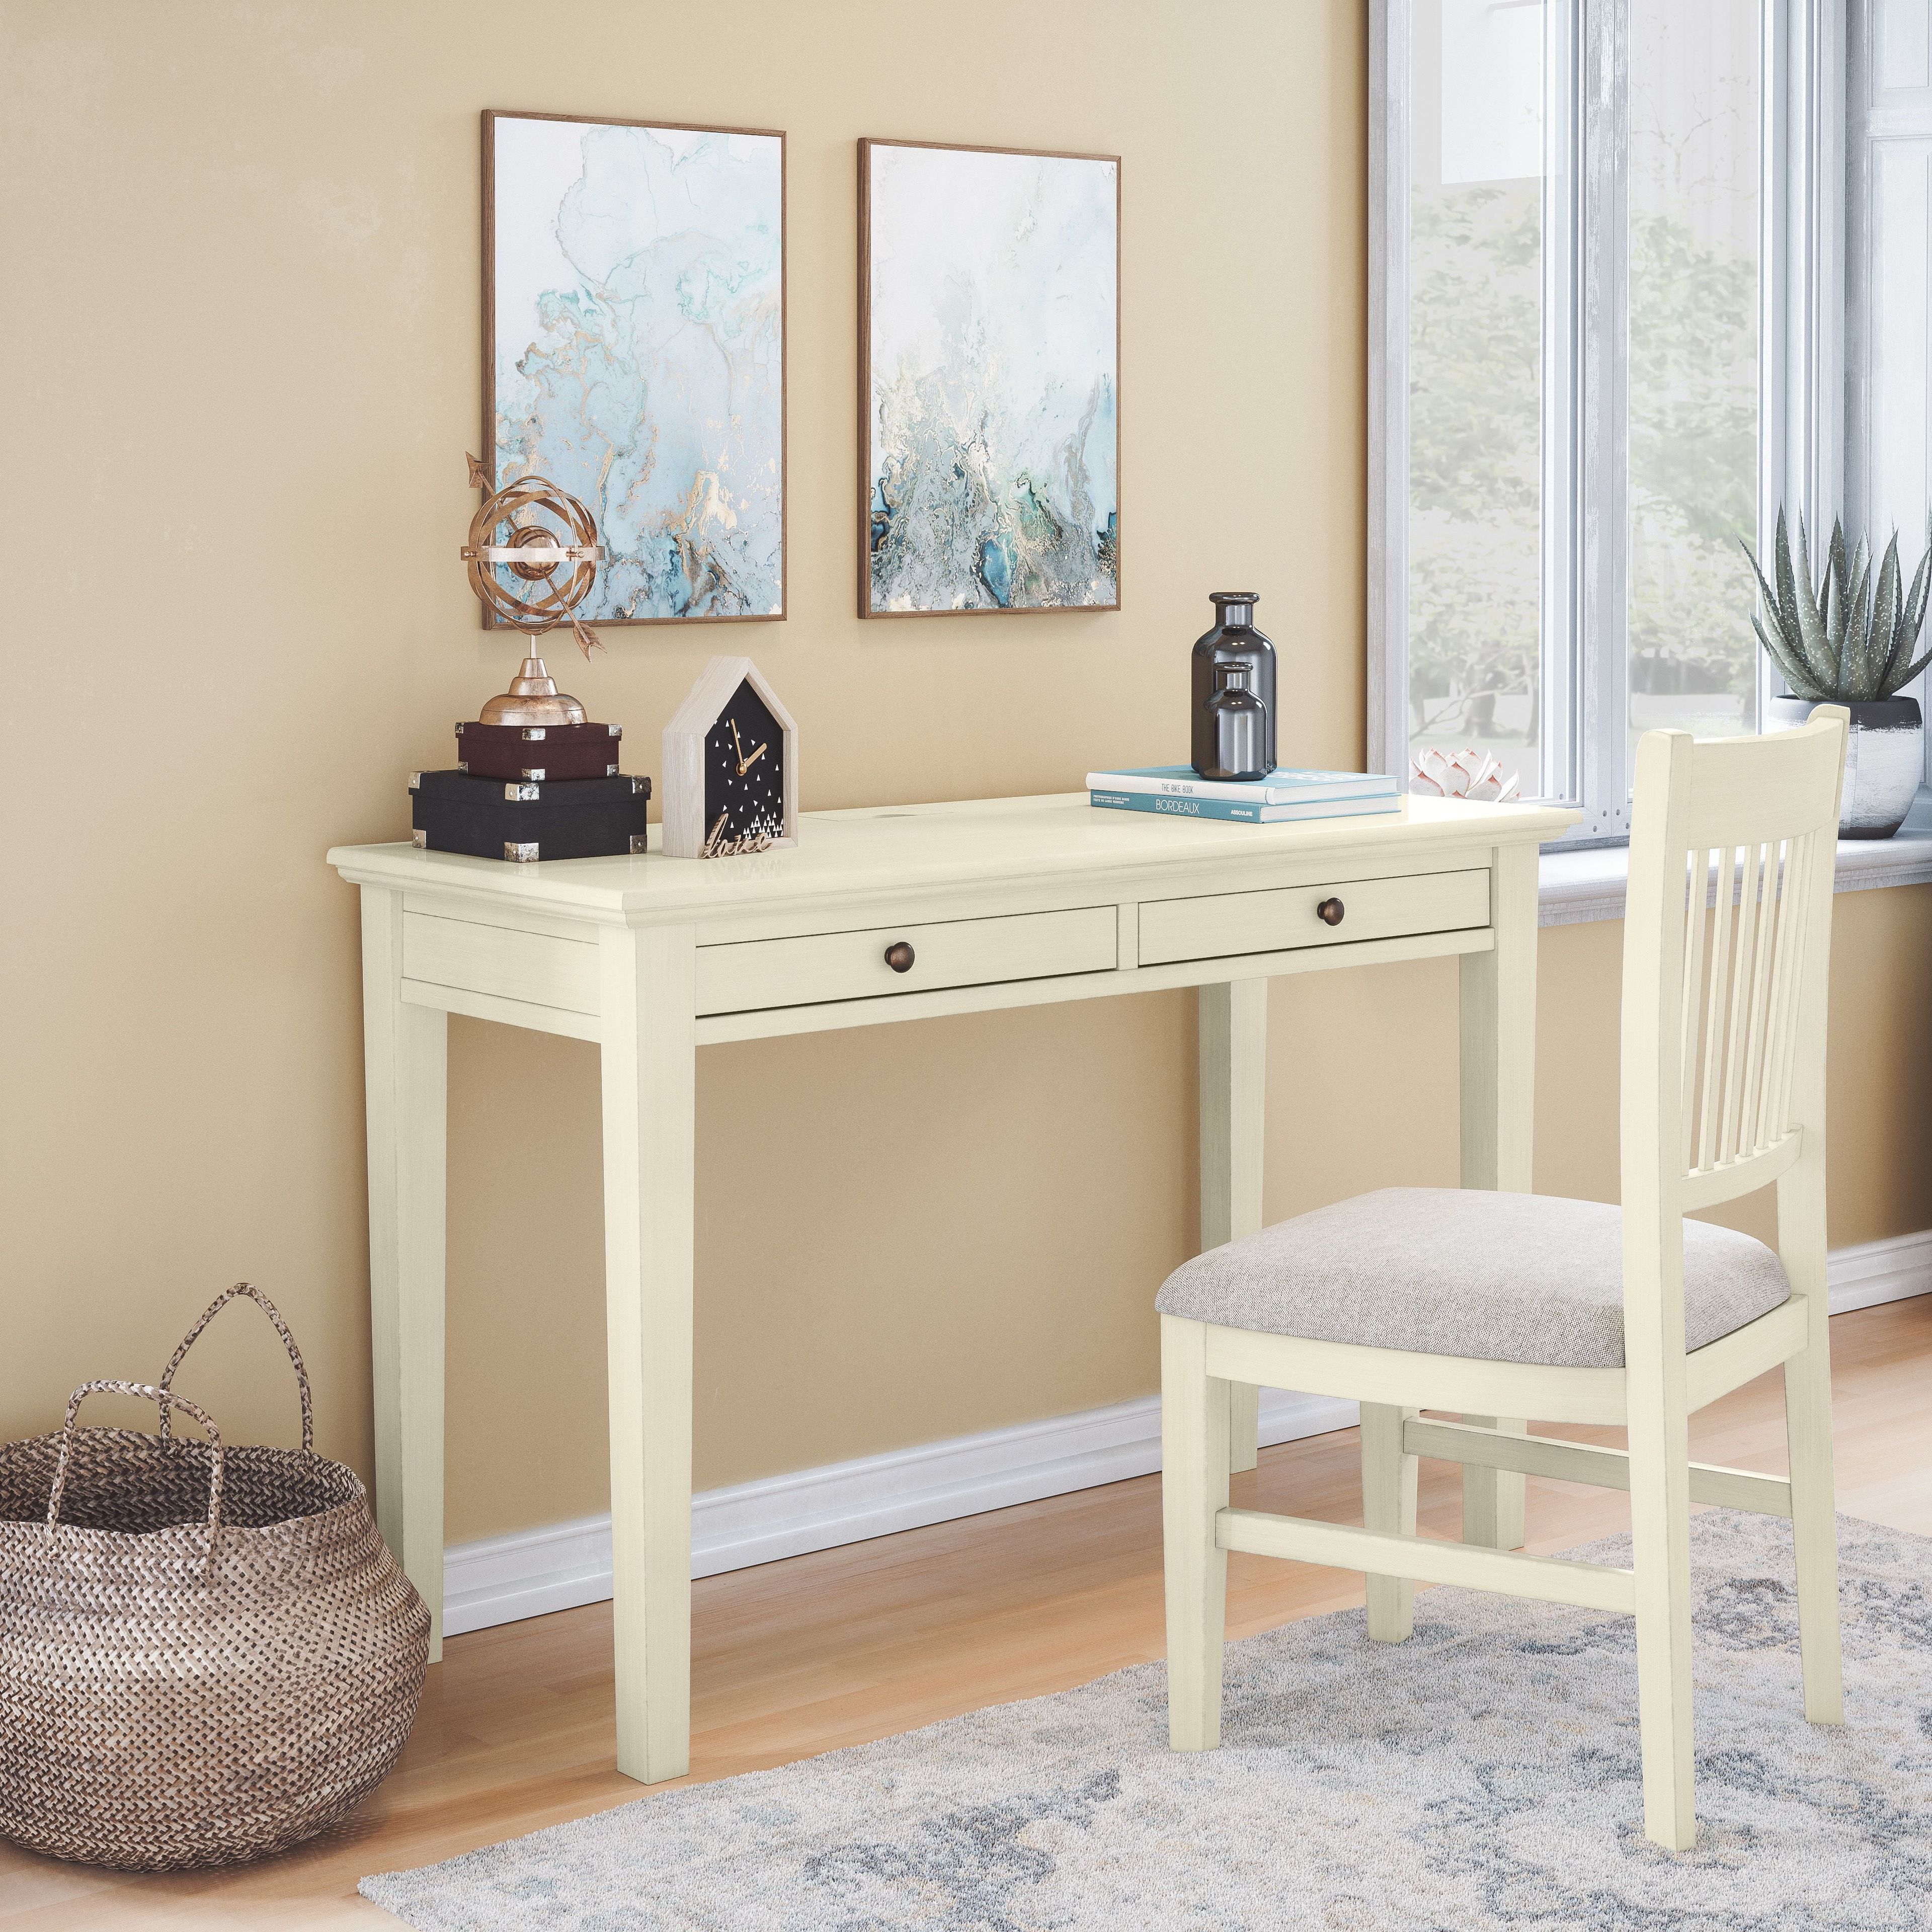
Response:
[361,1511,1932,1930]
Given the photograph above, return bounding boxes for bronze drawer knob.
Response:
[1316,897,1345,927]
[884,940,916,973]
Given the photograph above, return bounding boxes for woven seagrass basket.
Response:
[0,1284,430,1871]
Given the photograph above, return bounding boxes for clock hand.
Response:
[731,720,745,764]
[736,741,768,777]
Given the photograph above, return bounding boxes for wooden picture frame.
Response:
[661,656,799,857]
[858,138,1121,619]
[482,109,787,628]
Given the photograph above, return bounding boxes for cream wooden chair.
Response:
[1158,709,1849,1851]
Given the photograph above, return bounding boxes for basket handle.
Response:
[46,1381,225,1556]
[157,1281,313,1456]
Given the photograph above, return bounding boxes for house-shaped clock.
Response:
[661,656,799,858]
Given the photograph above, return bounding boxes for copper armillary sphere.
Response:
[459,453,607,727]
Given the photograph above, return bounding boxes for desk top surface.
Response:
[329,792,1580,921]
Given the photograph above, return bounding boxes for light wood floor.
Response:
[6,1295,1929,1928]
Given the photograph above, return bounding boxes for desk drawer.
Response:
[697,906,1117,1016]
[1138,868,1489,966]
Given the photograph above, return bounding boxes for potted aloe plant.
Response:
[1744,511,1932,837]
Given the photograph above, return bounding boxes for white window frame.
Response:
[1367,0,1845,846]
[1843,0,1932,795]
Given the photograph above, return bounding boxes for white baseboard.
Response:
[442,1386,1353,1637]
[441,1230,1932,1638]
[1823,1226,1932,1314]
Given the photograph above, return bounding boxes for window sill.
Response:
[1538,790,1932,926]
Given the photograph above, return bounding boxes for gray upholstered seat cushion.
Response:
[1154,1188,1791,1368]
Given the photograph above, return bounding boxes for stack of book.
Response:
[1086,765,1399,825]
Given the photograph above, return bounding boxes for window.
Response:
[1626,2,1763,757]
[1403,1,1550,775]
[1370,1,1832,844]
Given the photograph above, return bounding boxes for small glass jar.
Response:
[1201,663,1268,782]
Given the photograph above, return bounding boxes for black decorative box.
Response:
[454,719,623,782]
[409,770,651,863]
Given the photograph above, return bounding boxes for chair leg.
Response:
[1161,1314,1231,1751]
[1228,1382,1260,1474]
[1628,1388,1697,1850]
[1784,1339,1844,1724]
[1360,1403,1418,1641]
[1461,1416,1527,1550]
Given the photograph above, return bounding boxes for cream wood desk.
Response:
[329,789,1578,1785]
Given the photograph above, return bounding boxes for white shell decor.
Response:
[1409,748,1522,803]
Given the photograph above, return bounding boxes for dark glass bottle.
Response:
[1191,592,1276,778]
[1201,663,1268,781]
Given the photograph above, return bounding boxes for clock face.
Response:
[702,678,786,850]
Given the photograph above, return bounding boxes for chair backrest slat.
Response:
[1756,836,1806,1154]
[1693,847,1733,1173]
[1677,849,1708,1172]
[1754,842,1793,1144]
[1719,842,1774,1166]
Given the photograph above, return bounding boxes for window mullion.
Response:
[1786,0,1842,551]
[1576,0,1632,841]
[1366,0,1411,783]
[1760,1,1835,732]
[1541,0,1582,809]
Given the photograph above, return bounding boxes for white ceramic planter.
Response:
[1767,695,1922,839]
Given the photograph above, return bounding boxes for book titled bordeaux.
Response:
[1086,764,1399,826]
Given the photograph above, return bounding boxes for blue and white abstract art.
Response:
[862,142,1118,616]
[487,113,784,623]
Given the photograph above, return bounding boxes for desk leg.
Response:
[599,924,697,1785]
[359,886,448,1661]
[1458,843,1540,1551]
[1200,979,1267,1473]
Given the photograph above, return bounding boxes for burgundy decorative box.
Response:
[453,719,623,782]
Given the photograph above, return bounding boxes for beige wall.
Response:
[5,3,1927,1548]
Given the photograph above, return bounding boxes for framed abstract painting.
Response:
[859,139,1119,618]
[483,110,785,625]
